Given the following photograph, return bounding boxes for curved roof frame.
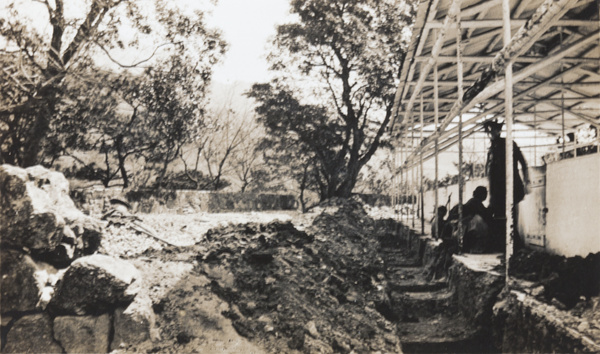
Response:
[392,0,600,167]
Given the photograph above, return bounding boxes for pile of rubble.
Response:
[190,197,401,353]
[1,165,406,353]
[0,165,154,352]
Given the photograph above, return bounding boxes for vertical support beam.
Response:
[434,63,440,239]
[400,146,405,224]
[533,106,537,165]
[411,115,416,228]
[456,0,465,246]
[560,29,566,157]
[393,145,398,226]
[420,96,425,235]
[502,0,515,276]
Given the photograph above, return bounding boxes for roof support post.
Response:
[503,0,515,278]
[420,96,425,235]
[400,147,405,224]
[534,106,537,164]
[456,0,465,246]
[411,114,416,229]
[393,148,399,225]
[434,62,440,239]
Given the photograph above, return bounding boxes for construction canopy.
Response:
[392,0,599,165]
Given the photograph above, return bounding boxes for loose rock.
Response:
[49,254,141,315]
[111,295,156,350]
[53,314,111,353]
[0,249,44,312]
[3,313,63,353]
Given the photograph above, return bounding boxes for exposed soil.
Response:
[102,199,403,353]
[99,199,600,353]
[509,248,600,308]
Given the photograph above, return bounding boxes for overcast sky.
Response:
[207,0,292,85]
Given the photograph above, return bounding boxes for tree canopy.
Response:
[249,0,415,200]
[0,0,226,168]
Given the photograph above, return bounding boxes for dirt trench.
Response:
[103,200,498,353]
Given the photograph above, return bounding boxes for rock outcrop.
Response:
[0,164,102,264]
[1,165,154,353]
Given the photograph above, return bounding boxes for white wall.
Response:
[546,153,600,257]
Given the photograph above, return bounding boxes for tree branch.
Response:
[93,41,182,68]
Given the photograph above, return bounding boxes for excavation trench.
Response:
[110,199,506,353]
[131,199,505,353]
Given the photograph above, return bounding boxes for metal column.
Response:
[502,0,515,276]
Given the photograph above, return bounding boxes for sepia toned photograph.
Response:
[1,0,599,352]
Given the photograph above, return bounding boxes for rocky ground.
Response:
[100,199,404,353]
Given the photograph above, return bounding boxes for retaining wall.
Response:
[72,188,299,215]
[494,291,600,353]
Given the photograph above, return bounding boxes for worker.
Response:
[484,119,530,252]
[431,205,447,240]
[462,186,493,253]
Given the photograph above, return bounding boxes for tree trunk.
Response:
[102,146,111,188]
[115,135,129,188]
[299,165,308,213]
[22,111,50,167]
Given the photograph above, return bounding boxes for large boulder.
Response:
[54,314,111,353]
[48,254,141,315]
[3,314,63,353]
[0,164,103,259]
[0,164,65,250]
[0,249,45,312]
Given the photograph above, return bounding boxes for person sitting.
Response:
[462,186,493,253]
[431,205,447,240]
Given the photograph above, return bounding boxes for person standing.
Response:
[484,120,530,251]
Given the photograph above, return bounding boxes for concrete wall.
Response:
[546,153,600,257]
[517,166,547,248]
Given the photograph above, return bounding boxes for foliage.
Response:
[247,84,337,205]
[250,0,415,201]
[354,151,394,194]
[0,0,226,169]
[178,99,264,192]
